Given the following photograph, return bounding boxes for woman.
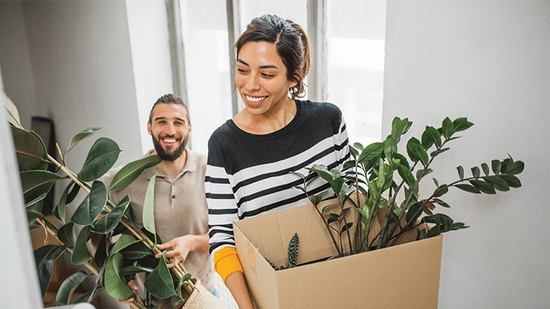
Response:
[205,14,350,308]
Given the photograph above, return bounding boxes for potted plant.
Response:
[6,106,226,309]
[233,116,524,309]
[292,116,524,256]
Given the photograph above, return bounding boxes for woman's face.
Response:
[234,41,296,116]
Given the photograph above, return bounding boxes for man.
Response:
[102,94,219,305]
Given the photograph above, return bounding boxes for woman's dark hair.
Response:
[235,14,311,99]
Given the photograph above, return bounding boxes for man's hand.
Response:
[155,233,209,268]
[118,279,139,304]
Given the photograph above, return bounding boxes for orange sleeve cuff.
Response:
[213,247,243,282]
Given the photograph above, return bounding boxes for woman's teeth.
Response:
[246,95,267,102]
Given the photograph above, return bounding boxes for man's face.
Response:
[147,103,191,161]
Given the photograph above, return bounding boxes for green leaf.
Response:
[471,166,481,179]
[34,245,67,296]
[357,142,384,164]
[111,234,141,255]
[20,170,62,204]
[340,222,353,233]
[502,158,525,175]
[455,184,481,194]
[397,164,415,188]
[65,127,104,156]
[71,181,108,226]
[491,159,501,175]
[92,195,130,234]
[406,202,424,225]
[441,117,455,139]
[77,137,121,182]
[120,241,154,260]
[500,174,522,188]
[481,163,490,176]
[104,252,135,300]
[57,222,76,248]
[72,225,92,265]
[433,198,450,208]
[25,193,46,225]
[433,185,449,197]
[452,117,474,132]
[423,126,441,149]
[406,138,428,166]
[383,137,398,160]
[144,251,177,299]
[11,126,49,171]
[143,173,157,235]
[484,176,510,192]
[109,155,162,191]
[120,265,155,277]
[390,117,412,143]
[287,233,299,268]
[457,166,464,180]
[56,271,89,306]
[470,179,496,194]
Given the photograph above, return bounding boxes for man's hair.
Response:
[148,94,190,124]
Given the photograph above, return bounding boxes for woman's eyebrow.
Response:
[236,58,278,70]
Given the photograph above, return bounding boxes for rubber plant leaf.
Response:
[144,251,177,299]
[120,265,155,277]
[25,192,46,225]
[92,195,130,234]
[64,127,104,156]
[55,183,73,224]
[20,170,62,204]
[111,234,141,255]
[56,271,90,306]
[71,225,92,265]
[142,172,157,236]
[71,181,108,226]
[11,125,49,171]
[104,252,134,300]
[34,244,67,297]
[57,222,76,248]
[109,155,162,191]
[77,137,121,182]
[120,241,153,260]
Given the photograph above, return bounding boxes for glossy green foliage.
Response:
[10,122,184,308]
[300,117,524,253]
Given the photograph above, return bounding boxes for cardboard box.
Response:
[234,200,443,309]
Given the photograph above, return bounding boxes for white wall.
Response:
[383,1,549,308]
[0,1,173,308]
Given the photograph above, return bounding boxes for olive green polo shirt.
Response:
[103,149,216,292]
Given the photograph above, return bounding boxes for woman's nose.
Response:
[245,74,261,91]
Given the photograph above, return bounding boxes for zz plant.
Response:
[7,108,201,309]
[296,117,524,257]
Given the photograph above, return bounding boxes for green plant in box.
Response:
[295,116,524,257]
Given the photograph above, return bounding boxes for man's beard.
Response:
[152,134,187,161]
